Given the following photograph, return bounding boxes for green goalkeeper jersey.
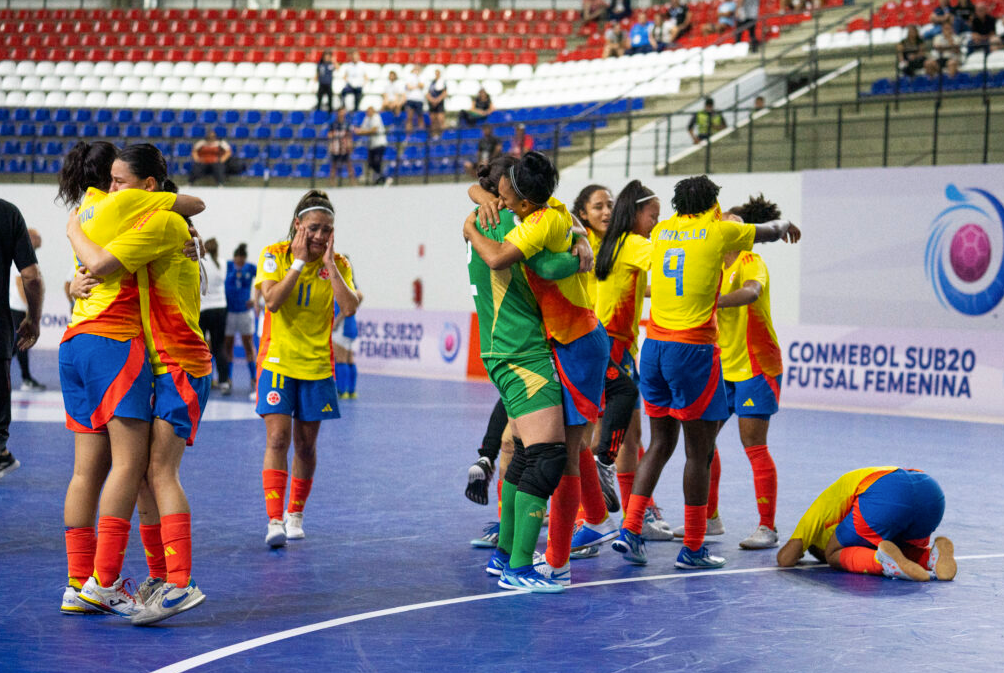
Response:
[467,208,580,362]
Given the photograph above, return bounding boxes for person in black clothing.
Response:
[666,0,692,45]
[463,125,502,176]
[0,199,44,479]
[459,89,496,127]
[953,0,976,34]
[969,3,1003,54]
[9,227,45,391]
[898,25,929,76]
[688,97,727,143]
[316,51,335,113]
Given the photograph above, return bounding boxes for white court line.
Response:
[152,553,1004,673]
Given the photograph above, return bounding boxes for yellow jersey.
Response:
[791,467,899,553]
[255,241,355,381]
[595,233,651,357]
[63,187,177,342]
[648,203,755,344]
[583,226,602,309]
[504,197,598,345]
[104,209,211,377]
[718,251,782,381]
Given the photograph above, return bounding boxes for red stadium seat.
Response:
[418,9,434,21]
[516,51,536,65]
[548,36,567,51]
[391,50,410,64]
[447,21,466,35]
[407,21,427,35]
[206,49,225,62]
[413,50,431,64]
[178,34,196,47]
[420,35,440,49]
[218,34,235,48]
[443,35,461,49]
[254,34,275,48]
[378,34,398,48]
[85,48,106,61]
[296,34,317,48]
[528,37,546,50]
[455,50,473,65]
[336,34,356,48]
[235,34,254,47]
[317,34,336,48]
[486,36,503,49]
[475,51,494,65]
[247,49,266,62]
[370,50,389,64]
[377,9,395,21]
[555,23,573,36]
[48,47,68,62]
[277,34,295,47]
[401,35,419,49]
[505,36,524,50]
[469,20,488,33]
[81,34,99,47]
[513,22,530,35]
[183,48,203,61]
[358,9,375,21]
[358,34,376,48]
[560,9,579,22]
[429,20,447,34]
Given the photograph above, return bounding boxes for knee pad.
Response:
[504,437,529,487]
[596,370,638,460]
[518,442,567,500]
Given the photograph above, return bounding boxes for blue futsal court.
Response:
[2,351,1002,672]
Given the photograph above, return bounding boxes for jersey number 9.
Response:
[662,248,685,296]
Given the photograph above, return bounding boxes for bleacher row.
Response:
[0,99,641,179]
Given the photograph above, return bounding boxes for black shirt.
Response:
[971,14,996,36]
[0,199,38,359]
[317,61,334,86]
[669,5,689,29]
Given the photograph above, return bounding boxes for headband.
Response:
[297,205,334,218]
[635,194,657,204]
[508,166,530,202]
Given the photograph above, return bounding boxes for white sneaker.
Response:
[61,583,104,615]
[876,540,931,581]
[671,515,725,538]
[532,550,571,586]
[284,512,305,540]
[642,505,674,541]
[79,576,141,617]
[219,381,232,396]
[131,581,206,626]
[739,525,779,549]
[135,576,165,605]
[265,518,286,547]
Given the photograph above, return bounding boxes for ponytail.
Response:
[285,189,335,258]
[56,140,116,207]
[595,180,654,281]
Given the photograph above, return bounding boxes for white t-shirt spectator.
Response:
[405,72,425,102]
[201,259,227,311]
[384,78,406,100]
[343,62,366,88]
[359,114,387,148]
[932,32,963,59]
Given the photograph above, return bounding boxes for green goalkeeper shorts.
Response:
[484,355,563,419]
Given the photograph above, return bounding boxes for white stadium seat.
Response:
[153,62,174,77]
[0,60,15,76]
[133,61,155,77]
[126,92,148,108]
[106,92,128,108]
[39,75,61,91]
[15,61,35,76]
[254,62,277,79]
[173,61,195,78]
[5,91,26,107]
[140,76,162,93]
[189,92,211,109]
[83,91,107,107]
[65,91,86,108]
[112,61,134,77]
[167,92,191,109]
[24,91,46,107]
[147,92,170,109]
[92,61,115,77]
[210,92,233,109]
[213,62,236,78]
[193,62,215,78]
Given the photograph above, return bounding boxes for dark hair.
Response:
[704,97,715,107]
[476,155,518,196]
[57,140,117,207]
[729,193,780,224]
[672,175,720,216]
[234,242,249,258]
[508,151,558,206]
[117,143,169,190]
[285,189,335,257]
[596,180,655,281]
[572,184,611,227]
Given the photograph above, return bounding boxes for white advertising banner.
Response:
[778,324,1004,423]
[352,308,470,380]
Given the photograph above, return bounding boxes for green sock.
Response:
[498,480,518,555]
[510,491,548,568]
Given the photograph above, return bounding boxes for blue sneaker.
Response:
[611,528,647,565]
[497,564,565,593]
[532,550,571,586]
[675,545,726,570]
[570,516,618,551]
[486,548,510,576]
[470,521,500,548]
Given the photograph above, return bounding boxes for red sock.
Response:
[617,472,635,513]
[903,544,931,568]
[160,512,192,587]
[288,477,313,514]
[708,449,721,518]
[683,504,708,552]
[94,516,131,587]
[262,469,287,521]
[578,450,607,525]
[839,546,882,575]
[139,524,167,580]
[744,444,777,528]
[623,493,651,535]
[545,475,580,568]
[65,526,96,586]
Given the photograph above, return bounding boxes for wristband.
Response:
[291,259,306,272]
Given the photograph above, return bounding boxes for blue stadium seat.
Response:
[295,162,313,178]
[213,125,227,138]
[285,144,305,159]
[144,125,163,139]
[287,111,306,125]
[180,110,197,124]
[317,163,331,178]
[0,123,15,136]
[38,123,56,136]
[3,141,21,154]
[242,110,263,125]
[993,71,1004,88]
[59,124,78,137]
[351,146,367,160]
[272,162,292,177]
[298,127,316,139]
[102,124,120,137]
[157,110,176,124]
[74,109,92,123]
[54,109,71,123]
[124,124,143,137]
[249,162,266,177]
[17,124,36,137]
[233,126,250,139]
[869,78,892,95]
[167,125,185,138]
[265,111,283,125]
[276,127,293,139]
[13,109,30,122]
[32,109,51,123]
[138,110,155,124]
[7,157,27,173]
[223,110,240,124]
[81,124,98,137]
[0,109,9,122]
[241,145,260,160]
[254,126,271,139]
[312,145,328,160]
[188,124,206,139]
[310,110,331,125]
[154,142,171,156]
[176,142,193,157]
[266,144,283,159]
[95,109,113,123]
[200,110,218,124]
[116,110,134,123]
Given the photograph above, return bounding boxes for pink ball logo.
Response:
[949,224,992,283]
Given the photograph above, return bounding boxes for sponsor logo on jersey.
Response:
[318,267,330,280]
[266,391,281,406]
[743,398,755,407]
[321,403,332,412]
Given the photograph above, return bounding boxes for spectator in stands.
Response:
[609,0,632,21]
[716,0,738,32]
[738,0,761,52]
[459,88,496,127]
[464,125,502,176]
[628,16,657,54]
[383,71,406,117]
[603,21,629,57]
[341,51,367,113]
[509,123,535,158]
[954,0,977,34]
[354,107,388,186]
[925,22,964,76]
[968,4,1003,53]
[898,26,929,77]
[584,0,610,24]
[316,51,335,114]
[189,129,232,186]
[665,0,693,45]
[754,95,766,110]
[926,0,956,39]
[688,97,727,143]
[653,14,670,51]
[426,69,448,140]
[328,108,356,187]
[404,65,426,133]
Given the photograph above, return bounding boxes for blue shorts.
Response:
[639,339,728,422]
[256,368,340,421]
[59,334,153,433]
[607,336,640,411]
[835,469,945,549]
[153,370,211,446]
[725,374,781,418]
[551,324,609,426]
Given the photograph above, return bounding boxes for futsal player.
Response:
[333,282,363,400]
[613,175,800,570]
[57,141,205,617]
[67,144,212,624]
[224,243,258,399]
[777,467,956,581]
[256,190,358,547]
[464,157,583,592]
[465,152,609,586]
